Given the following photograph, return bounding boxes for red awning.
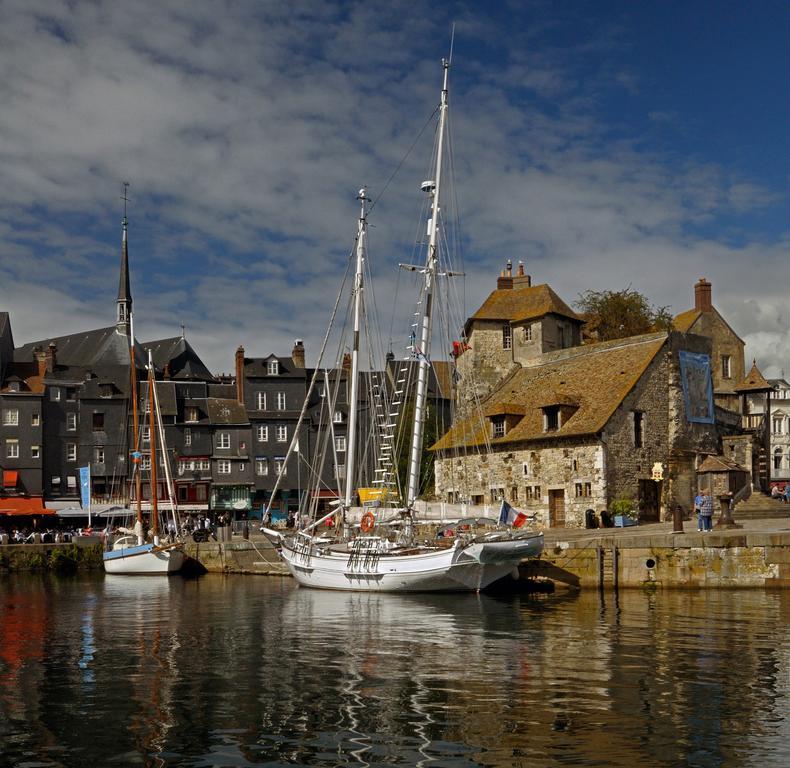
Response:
[0,497,53,516]
[2,470,18,488]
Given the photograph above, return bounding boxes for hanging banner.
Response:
[79,466,91,509]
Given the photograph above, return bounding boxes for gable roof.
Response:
[142,336,215,382]
[735,360,772,393]
[466,283,582,333]
[432,333,667,451]
[14,326,141,369]
[698,455,747,473]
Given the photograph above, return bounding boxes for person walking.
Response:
[699,489,714,532]
[694,490,704,531]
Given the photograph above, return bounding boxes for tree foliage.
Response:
[574,287,673,342]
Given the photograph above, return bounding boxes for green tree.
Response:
[575,287,673,342]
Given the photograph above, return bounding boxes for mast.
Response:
[343,188,369,515]
[147,350,160,544]
[406,58,450,508]
[130,312,143,542]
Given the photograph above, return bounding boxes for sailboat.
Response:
[103,213,184,575]
[263,57,543,592]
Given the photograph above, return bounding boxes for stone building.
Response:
[673,278,745,412]
[454,262,584,407]
[433,331,723,526]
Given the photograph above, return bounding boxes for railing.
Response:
[89,495,128,506]
[742,414,765,431]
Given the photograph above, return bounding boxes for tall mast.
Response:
[343,188,369,513]
[130,312,143,540]
[406,58,450,508]
[147,350,160,544]
[117,182,132,334]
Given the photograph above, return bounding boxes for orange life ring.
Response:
[360,511,375,533]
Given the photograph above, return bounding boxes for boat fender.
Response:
[360,511,375,533]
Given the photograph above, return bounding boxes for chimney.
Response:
[292,339,305,369]
[496,261,514,290]
[512,260,532,288]
[235,346,245,404]
[45,342,57,374]
[34,346,47,378]
[695,278,712,312]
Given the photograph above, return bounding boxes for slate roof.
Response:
[13,326,145,370]
[432,333,667,451]
[206,398,248,425]
[735,360,772,393]
[244,355,305,378]
[466,283,582,331]
[142,336,215,382]
[0,312,12,346]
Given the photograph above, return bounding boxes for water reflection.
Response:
[1,577,790,766]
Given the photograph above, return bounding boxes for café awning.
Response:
[2,470,18,488]
[0,497,52,516]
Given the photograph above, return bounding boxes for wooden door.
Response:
[549,489,565,527]
[638,479,661,522]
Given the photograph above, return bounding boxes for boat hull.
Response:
[279,534,543,592]
[103,543,184,575]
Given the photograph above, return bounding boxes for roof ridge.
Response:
[522,331,667,368]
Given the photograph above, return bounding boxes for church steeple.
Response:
[116,182,132,334]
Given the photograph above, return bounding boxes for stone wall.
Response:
[688,310,745,408]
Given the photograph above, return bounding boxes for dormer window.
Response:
[267,360,279,375]
[502,325,512,350]
[543,406,560,432]
[185,407,199,423]
[492,416,506,438]
[333,411,343,423]
[523,325,533,342]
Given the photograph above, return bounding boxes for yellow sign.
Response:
[651,462,664,481]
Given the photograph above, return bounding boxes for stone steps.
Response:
[734,494,790,520]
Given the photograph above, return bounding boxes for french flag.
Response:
[499,499,529,529]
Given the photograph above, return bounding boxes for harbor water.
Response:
[2,574,790,767]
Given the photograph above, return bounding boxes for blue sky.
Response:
[2,0,790,375]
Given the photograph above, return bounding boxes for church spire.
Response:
[116,182,132,334]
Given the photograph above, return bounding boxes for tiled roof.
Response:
[673,309,702,333]
[432,333,667,451]
[698,455,747,473]
[468,283,582,326]
[735,360,772,392]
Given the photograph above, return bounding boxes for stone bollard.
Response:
[672,505,684,534]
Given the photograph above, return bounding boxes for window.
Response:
[274,457,286,476]
[92,412,105,431]
[256,458,268,476]
[238,463,246,473]
[66,387,76,402]
[178,486,188,502]
[31,445,40,459]
[543,406,560,432]
[276,392,286,411]
[337,464,346,480]
[256,425,268,442]
[144,399,151,414]
[218,460,231,475]
[522,462,530,477]
[31,413,40,427]
[184,427,192,446]
[2,409,18,426]
[502,324,512,350]
[267,360,279,375]
[774,449,784,471]
[66,476,77,490]
[774,417,784,435]
[217,432,230,449]
[66,443,77,462]
[276,425,288,442]
[525,485,541,501]
[492,416,505,438]
[335,436,346,452]
[572,458,579,472]
[575,482,591,498]
[200,459,210,471]
[100,384,113,398]
[185,407,199,423]
[67,412,77,431]
[523,324,533,342]
[95,448,105,464]
[256,392,266,410]
[633,411,644,448]
[51,476,61,489]
[722,355,732,380]
[50,388,61,401]
[196,485,207,501]
[6,439,19,458]
[140,454,151,470]
[142,425,150,442]
[334,411,343,423]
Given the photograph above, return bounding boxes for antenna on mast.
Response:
[121,181,130,222]
[448,22,456,64]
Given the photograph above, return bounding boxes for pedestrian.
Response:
[784,485,790,505]
[772,484,781,499]
[694,490,704,531]
[699,489,714,532]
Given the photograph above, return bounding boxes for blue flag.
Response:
[79,466,90,510]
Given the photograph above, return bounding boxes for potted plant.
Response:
[611,497,638,527]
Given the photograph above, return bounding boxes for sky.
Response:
[2,0,790,377]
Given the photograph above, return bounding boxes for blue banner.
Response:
[79,466,90,509]
[678,351,715,424]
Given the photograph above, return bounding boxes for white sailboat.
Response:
[265,56,543,592]
[103,282,184,575]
